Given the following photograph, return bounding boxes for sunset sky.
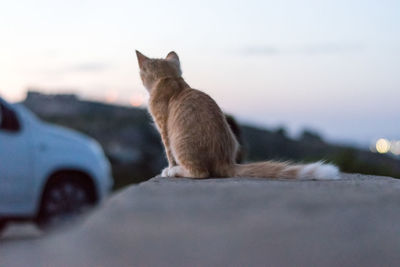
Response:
[0,0,399,147]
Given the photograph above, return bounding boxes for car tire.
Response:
[36,174,95,230]
[0,220,7,236]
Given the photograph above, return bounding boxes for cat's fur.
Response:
[135,50,340,179]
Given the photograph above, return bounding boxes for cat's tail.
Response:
[232,161,340,180]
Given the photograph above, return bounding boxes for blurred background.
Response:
[1,0,400,190]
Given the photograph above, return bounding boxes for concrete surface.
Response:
[1,173,400,267]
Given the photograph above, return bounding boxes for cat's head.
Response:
[135,51,182,91]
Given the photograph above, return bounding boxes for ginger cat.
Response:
[135,50,340,180]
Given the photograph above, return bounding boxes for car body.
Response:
[0,97,113,229]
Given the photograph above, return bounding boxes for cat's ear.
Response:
[166,51,180,63]
[136,50,149,69]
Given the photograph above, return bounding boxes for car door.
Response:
[0,100,34,215]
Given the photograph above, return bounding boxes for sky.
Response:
[0,0,399,147]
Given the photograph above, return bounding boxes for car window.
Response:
[0,102,20,132]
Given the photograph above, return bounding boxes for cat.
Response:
[135,50,340,180]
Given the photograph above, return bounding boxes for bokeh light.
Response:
[130,93,145,107]
[369,143,377,153]
[390,141,400,156]
[376,138,390,154]
[105,91,118,103]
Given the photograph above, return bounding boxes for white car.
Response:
[0,97,113,233]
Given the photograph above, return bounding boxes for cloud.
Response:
[242,43,364,56]
[66,62,112,72]
[242,46,280,56]
[40,62,114,77]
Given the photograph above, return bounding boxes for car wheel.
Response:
[37,176,95,230]
[0,220,7,235]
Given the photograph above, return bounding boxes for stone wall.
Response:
[1,173,400,267]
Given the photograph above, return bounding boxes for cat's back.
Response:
[169,88,225,124]
[168,87,235,148]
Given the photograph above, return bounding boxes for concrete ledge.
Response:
[2,173,400,267]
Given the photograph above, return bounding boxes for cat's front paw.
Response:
[160,166,187,178]
[160,167,171,177]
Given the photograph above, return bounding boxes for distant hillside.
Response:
[241,126,400,178]
[23,91,400,189]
